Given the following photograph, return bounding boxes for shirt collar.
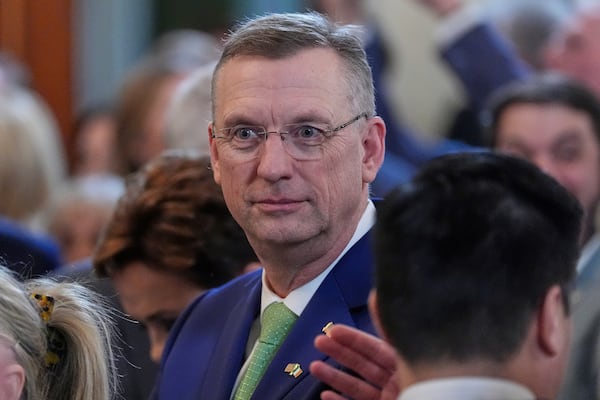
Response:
[399,377,535,400]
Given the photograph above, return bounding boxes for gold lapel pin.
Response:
[322,321,334,336]
[284,363,303,378]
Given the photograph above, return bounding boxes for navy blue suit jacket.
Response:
[154,232,375,400]
[0,217,61,278]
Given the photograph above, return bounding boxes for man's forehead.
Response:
[213,49,348,122]
[214,48,344,85]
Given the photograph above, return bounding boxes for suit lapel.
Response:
[198,276,262,400]
[252,232,374,399]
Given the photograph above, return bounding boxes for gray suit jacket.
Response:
[558,241,600,400]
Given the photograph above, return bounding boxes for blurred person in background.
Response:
[164,61,217,155]
[0,83,67,277]
[444,0,572,143]
[53,32,226,397]
[94,151,258,363]
[488,74,600,268]
[45,175,123,265]
[486,73,600,400]
[545,2,600,100]
[0,85,67,229]
[56,151,258,400]
[70,103,120,178]
[307,0,528,195]
[114,30,221,175]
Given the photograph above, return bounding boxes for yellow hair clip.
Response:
[31,293,55,322]
[30,293,65,367]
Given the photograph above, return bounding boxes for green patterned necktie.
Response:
[233,302,298,400]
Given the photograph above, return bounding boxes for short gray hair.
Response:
[212,12,374,119]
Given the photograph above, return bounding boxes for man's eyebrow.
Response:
[220,113,259,127]
[222,110,331,127]
[287,111,330,124]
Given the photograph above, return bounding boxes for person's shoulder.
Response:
[176,268,262,324]
[194,268,262,308]
[0,216,62,277]
[161,268,262,363]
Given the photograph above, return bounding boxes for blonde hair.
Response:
[0,267,117,400]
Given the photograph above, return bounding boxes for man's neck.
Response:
[255,200,375,297]
[259,234,350,297]
[400,360,511,387]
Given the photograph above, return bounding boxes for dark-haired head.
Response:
[374,152,581,382]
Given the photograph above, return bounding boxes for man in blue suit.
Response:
[153,11,386,400]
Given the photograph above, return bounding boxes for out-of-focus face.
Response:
[74,114,118,176]
[209,48,384,262]
[545,6,600,96]
[0,336,24,400]
[51,201,112,264]
[135,75,184,169]
[111,261,203,363]
[495,103,600,233]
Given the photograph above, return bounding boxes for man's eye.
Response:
[555,145,581,162]
[232,127,260,140]
[292,125,324,139]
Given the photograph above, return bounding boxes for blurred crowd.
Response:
[3,0,600,399]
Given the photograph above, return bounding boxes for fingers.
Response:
[320,391,347,400]
[309,360,381,400]
[315,325,397,388]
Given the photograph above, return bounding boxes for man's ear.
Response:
[208,122,221,184]
[368,289,391,343]
[362,116,386,184]
[537,285,570,356]
[0,363,25,400]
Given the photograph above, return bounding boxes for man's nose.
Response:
[256,132,294,181]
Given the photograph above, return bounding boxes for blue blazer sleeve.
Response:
[441,22,530,112]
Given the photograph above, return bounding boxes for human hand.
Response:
[310,324,400,400]
[415,0,463,17]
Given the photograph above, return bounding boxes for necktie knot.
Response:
[259,302,298,346]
